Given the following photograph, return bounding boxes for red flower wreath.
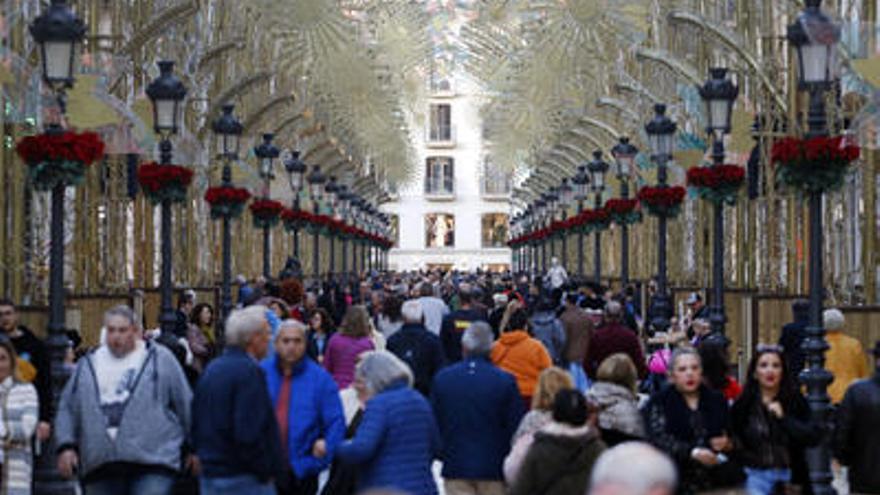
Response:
[137,162,194,204]
[249,199,285,229]
[204,186,251,219]
[604,198,642,225]
[686,164,745,205]
[16,130,105,190]
[637,185,687,217]
[771,135,859,192]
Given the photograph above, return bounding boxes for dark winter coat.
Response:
[430,356,523,480]
[642,384,730,495]
[387,323,446,396]
[507,422,605,495]
[731,390,819,493]
[440,308,487,362]
[191,347,284,482]
[834,372,880,494]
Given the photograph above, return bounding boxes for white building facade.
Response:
[382,76,512,272]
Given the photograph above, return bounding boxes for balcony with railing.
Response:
[481,171,512,199]
[424,175,455,200]
[426,124,456,148]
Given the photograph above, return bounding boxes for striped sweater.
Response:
[0,377,38,495]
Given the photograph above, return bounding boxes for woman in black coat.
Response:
[731,345,820,495]
[642,347,737,494]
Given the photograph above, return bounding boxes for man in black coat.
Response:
[0,298,52,442]
[387,300,445,397]
[778,299,810,380]
[834,341,880,495]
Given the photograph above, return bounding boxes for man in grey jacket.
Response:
[54,305,193,494]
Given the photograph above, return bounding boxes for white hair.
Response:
[225,305,268,347]
[276,319,306,340]
[589,442,677,495]
[401,300,424,324]
[355,351,413,397]
[462,321,493,356]
[823,308,845,331]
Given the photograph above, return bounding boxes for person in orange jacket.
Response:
[823,308,870,403]
[491,303,552,407]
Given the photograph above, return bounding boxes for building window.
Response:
[481,156,511,195]
[482,214,509,247]
[425,157,454,195]
[425,214,455,248]
[429,104,452,141]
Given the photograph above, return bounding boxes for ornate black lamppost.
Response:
[30,1,85,491]
[324,176,339,279]
[307,165,326,282]
[337,184,351,279]
[211,104,242,333]
[558,178,574,271]
[365,203,376,273]
[254,133,280,278]
[572,164,590,279]
[284,149,306,260]
[611,137,638,287]
[699,68,739,337]
[146,61,187,337]
[787,1,839,492]
[350,195,362,277]
[546,188,558,261]
[510,214,520,272]
[534,197,547,273]
[645,104,677,334]
[587,151,609,286]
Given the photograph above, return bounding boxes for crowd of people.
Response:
[0,263,875,495]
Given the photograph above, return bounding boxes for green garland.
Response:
[609,210,642,226]
[253,216,280,230]
[775,162,849,193]
[142,184,189,205]
[27,160,86,191]
[692,185,740,206]
[210,202,246,220]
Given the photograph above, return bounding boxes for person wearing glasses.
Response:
[0,299,51,445]
[730,345,819,495]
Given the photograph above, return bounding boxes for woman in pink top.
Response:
[324,305,375,388]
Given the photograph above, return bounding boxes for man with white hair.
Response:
[431,322,523,495]
[823,308,869,403]
[192,306,283,495]
[589,442,677,495]
[386,300,445,396]
[261,319,344,495]
[55,305,193,493]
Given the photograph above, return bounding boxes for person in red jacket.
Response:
[584,301,647,380]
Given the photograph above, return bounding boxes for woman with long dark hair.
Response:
[730,345,819,495]
[307,307,336,364]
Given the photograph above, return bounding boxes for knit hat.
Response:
[823,308,845,331]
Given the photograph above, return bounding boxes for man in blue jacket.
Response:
[387,300,446,396]
[431,321,524,495]
[262,319,345,495]
[192,305,284,495]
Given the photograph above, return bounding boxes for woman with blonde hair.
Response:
[325,305,376,389]
[0,336,38,495]
[503,367,572,483]
[586,353,645,446]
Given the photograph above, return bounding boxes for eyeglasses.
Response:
[756,343,784,353]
